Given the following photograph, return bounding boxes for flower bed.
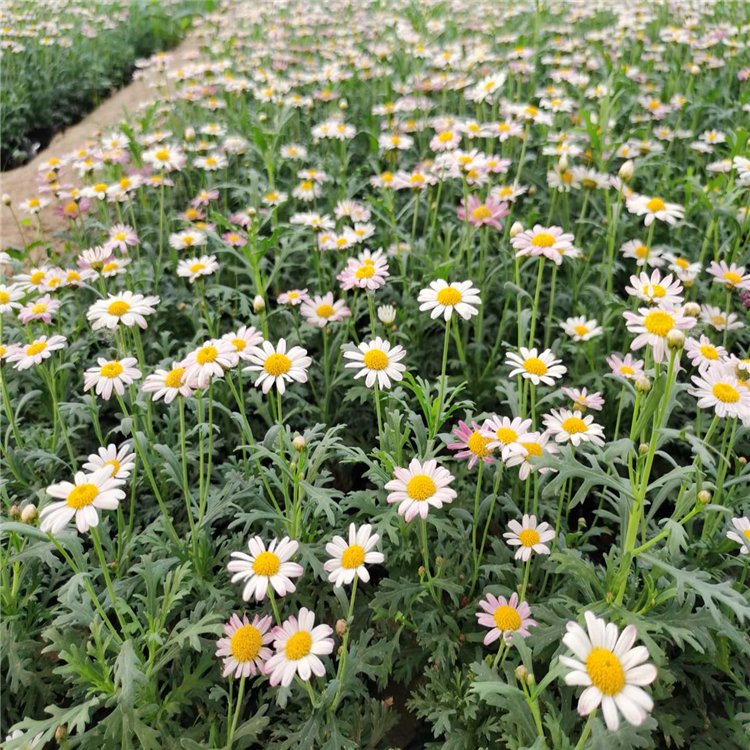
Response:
[1,0,749,748]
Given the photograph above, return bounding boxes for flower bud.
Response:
[514,665,529,683]
[528,185,537,196]
[377,304,396,325]
[526,673,536,687]
[184,126,196,141]
[339,99,348,110]
[2,194,11,206]
[667,330,685,350]
[336,619,348,636]
[558,154,569,172]
[258,112,267,122]
[510,221,524,238]
[698,489,711,504]
[639,442,649,455]
[10,503,21,520]
[618,159,634,182]
[21,504,38,524]
[55,725,67,742]
[252,294,265,312]
[739,456,748,466]
[418,565,426,579]
[683,302,700,318]
[292,434,306,452]
[635,376,651,393]
[435,556,444,567]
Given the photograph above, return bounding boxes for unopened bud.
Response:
[21,504,38,524]
[418,565,426,578]
[683,302,700,318]
[10,503,21,520]
[606,591,614,603]
[184,126,195,141]
[667,330,685,350]
[577,517,586,530]
[2,194,11,206]
[526,673,536,687]
[252,294,265,312]
[258,112,267,122]
[639,442,649,455]
[335,619,348,636]
[635,376,651,393]
[558,154,569,172]
[435,556,444,567]
[698,489,711,504]
[292,434,306,451]
[55,725,67,742]
[618,159,634,182]
[377,304,396,324]
[515,665,529,682]
[510,221,524,238]
[739,456,748,466]
[339,99,348,110]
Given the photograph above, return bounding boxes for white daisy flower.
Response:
[417,279,481,321]
[182,339,237,389]
[82,443,135,480]
[689,364,750,420]
[684,335,726,371]
[300,293,351,328]
[40,467,126,534]
[626,194,684,225]
[343,337,407,389]
[215,613,273,678]
[86,292,160,330]
[244,338,312,395]
[560,611,657,731]
[504,432,559,480]
[142,364,194,403]
[384,458,457,522]
[726,517,750,554]
[480,415,532,459]
[177,255,219,283]
[227,536,303,602]
[700,304,743,332]
[622,305,696,363]
[542,408,606,447]
[503,514,555,560]
[264,608,334,687]
[624,270,683,306]
[83,357,142,401]
[505,347,567,386]
[6,335,67,370]
[324,523,384,587]
[0,283,24,314]
[561,317,603,342]
[221,326,263,362]
[620,239,665,268]
[168,230,207,251]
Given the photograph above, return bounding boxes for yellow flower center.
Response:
[643,310,674,337]
[438,131,454,142]
[634,245,648,258]
[363,349,389,370]
[531,232,556,248]
[522,442,543,457]
[196,345,218,364]
[189,263,206,274]
[66,483,99,509]
[406,474,436,501]
[252,551,280,576]
[26,341,47,356]
[284,630,312,660]
[93,182,107,193]
[341,544,365,569]
[574,325,589,337]
[300,180,314,190]
[524,105,539,117]
[711,315,726,327]
[620,365,635,375]
[495,427,518,445]
[712,383,739,403]
[699,344,719,360]
[230,624,263,662]
[101,262,118,273]
[164,367,185,388]
[436,287,462,306]
[471,205,492,221]
[586,648,626,696]
[101,361,124,378]
[264,353,292,376]
[723,271,742,285]
[64,202,78,215]
[316,303,335,318]
[743,529,750,541]
[561,417,587,434]
[30,302,47,314]
[355,264,375,279]
[30,271,46,285]
[518,528,541,547]
[467,431,491,456]
[523,357,548,376]
[107,300,130,316]
[231,338,246,351]
[493,605,522,631]
[646,197,665,212]
[0,291,9,304]
[155,149,170,161]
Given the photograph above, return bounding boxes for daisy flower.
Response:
[689,364,750,420]
[503,515,555,560]
[476,592,537,645]
[606,353,644,381]
[182,339,237,389]
[726,517,750,554]
[560,611,657,731]
[561,387,605,411]
[623,305,696,363]
[228,536,304,602]
[142,364,194,403]
[684,335,726,371]
[222,326,263,362]
[625,270,683,306]
[337,249,390,291]
[0,284,24,314]
[82,443,135,480]
[300,293,351,328]
[6,335,67,370]
[17,295,60,324]
[84,357,142,400]
[142,144,185,171]
[456,195,509,230]
[40,467,126,534]
[215,614,273,678]
[543,408,606,447]
[86,292,160,331]
[663,253,702,284]
[447,420,495,468]
[277,289,309,306]
[244,339,312,395]
[700,305,743,332]
[561,317,603,342]
[627,194,684,225]
[506,348,566,386]
[512,225,580,265]
[706,261,750,291]
[106,224,139,253]
[620,240,665,268]
[480,416,532,458]
[384,458,457,522]
[169,230,207,251]
[343,337,406,389]
[177,255,219,283]
[504,432,559,480]
[264,608,334,687]
[417,279,481,321]
[324,523,384,587]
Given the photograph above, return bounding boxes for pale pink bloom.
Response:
[337,249,390,291]
[503,515,555,560]
[385,458,457,522]
[447,420,495,468]
[18,295,60,324]
[228,536,303,602]
[623,305,696,363]
[476,592,537,645]
[300,293,351,328]
[456,194,509,230]
[561,387,605,411]
[215,613,273,678]
[706,261,750,291]
[606,353,644,381]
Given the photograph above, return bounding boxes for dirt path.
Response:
[0,32,203,252]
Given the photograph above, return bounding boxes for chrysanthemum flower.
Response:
[560,611,657,731]
[244,339,311,394]
[480,415,532,459]
[503,514,555,560]
[561,387,605,412]
[622,305,696,363]
[504,432,559,480]
[700,304,743,332]
[456,195,509,230]
[0,283,24,314]
[40,467,126,534]
[337,249,390,291]
[300,293,351,328]
[684,335,726,371]
[84,357,142,400]
[86,292,160,330]
[447,420,495,468]
[324,523,384,587]
[17,295,60,324]
[385,458,457,522]
[142,364,194,403]
[506,347,566,386]
[264,608,334,687]
[476,592,537,645]
[221,326,263,362]
[626,194,684,225]
[182,339,237,389]
[689,364,750,420]
[726,517,750,554]
[561,316,603,342]
[706,261,750,291]
[512,225,580,265]
[82,443,135,480]
[142,144,185,172]
[343,337,406,389]
[6,335,67,370]
[177,255,219,283]
[606,353,644,381]
[620,239,665,268]
[215,614,273,678]
[625,270,683,306]
[542,408,605,447]
[227,536,304,602]
[277,289,309,306]
[169,230,207,251]
[418,279,481,321]
[106,224,139,253]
